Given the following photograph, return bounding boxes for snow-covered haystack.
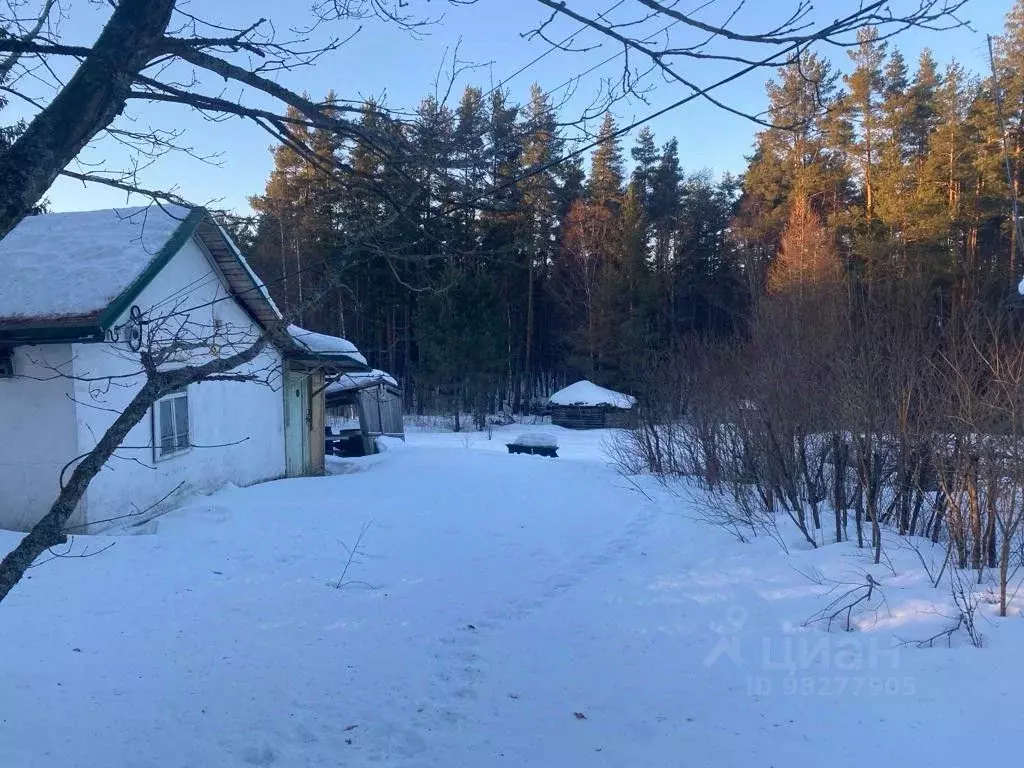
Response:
[548,380,637,430]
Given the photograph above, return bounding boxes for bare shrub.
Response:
[804,572,889,633]
[617,267,1024,604]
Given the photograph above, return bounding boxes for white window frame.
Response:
[153,390,191,461]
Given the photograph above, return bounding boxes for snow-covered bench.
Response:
[506,433,559,458]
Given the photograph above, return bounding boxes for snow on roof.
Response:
[287,325,367,365]
[549,380,637,409]
[326,369,398,393]
[0,205,192,323]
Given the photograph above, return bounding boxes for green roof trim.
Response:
[0,324,105,344]
[97,207,205,330]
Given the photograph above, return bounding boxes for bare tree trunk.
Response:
[984,472,998,572]
[279,219,290,317]
[0,0,175,238]
[968,455,982,571]
[831,434,847,543]
[930,493,946,543]
[853,479,865,549]
[295,242,304,323]
[999,541,1011,618]
[525,255,535,410]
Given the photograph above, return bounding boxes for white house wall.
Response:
[0,344,82,531]
[69,235,286,531]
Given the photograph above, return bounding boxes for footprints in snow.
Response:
[415,506,659,743]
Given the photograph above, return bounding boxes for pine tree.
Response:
[921,62,980,262]
[338,100,418,377]
[994,0,1024,278]
[291,92,345,320]
[897,51,945,255]
[908,50,941,161]
[250,104,316,318]
[845,27,888,221]
[874,50,919,263]
[593,184,655,381]
[476,89,523,400]
[552,196,619,375]
[412,94,456,253]
[736,53,848,289]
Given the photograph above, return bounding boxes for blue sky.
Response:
[28,0,1018,214]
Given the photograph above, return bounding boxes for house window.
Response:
[154,390,190,459]
[0,346,12,378]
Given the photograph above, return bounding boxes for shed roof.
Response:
[287,325,367,366]
[325,369,398,395]
[549,380,636,409]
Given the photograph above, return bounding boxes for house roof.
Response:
[0,205,194,335]
[548,380,637,409]
[0,205,286,344]
[0,207,367,371]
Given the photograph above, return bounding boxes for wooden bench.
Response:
[506,433,559,458]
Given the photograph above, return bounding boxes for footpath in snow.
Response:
[1,425,1020,767]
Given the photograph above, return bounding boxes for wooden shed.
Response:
[548,380,637,430]
[325,369,404,456]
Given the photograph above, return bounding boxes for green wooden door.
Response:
[284,370,309,477]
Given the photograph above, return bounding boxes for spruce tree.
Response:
[519,84,564,404]
[630,126,659,207]
[452,86,488,261]
[649,139,681,274]
[587,112,624,208]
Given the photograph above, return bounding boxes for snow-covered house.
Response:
[548,380,637,429]
[0,206,368,532]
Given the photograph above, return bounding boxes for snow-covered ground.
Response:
[1,424,1021,767]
